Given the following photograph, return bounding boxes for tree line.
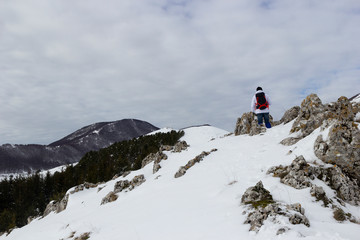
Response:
[0,130,184,233]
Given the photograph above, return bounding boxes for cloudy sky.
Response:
[0,0,359,144]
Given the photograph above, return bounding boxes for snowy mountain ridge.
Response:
[1,94,360,240]
[0,119,158,174]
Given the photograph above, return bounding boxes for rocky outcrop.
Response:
[160,141,189,153]
[235,112,257,136]
[43,194,69,217]
[100,191,118,205]
[310,185,330,207]
[279,106,300,124]
[281,94,359,145]
[279,137,303,146]
[268,155,360,206]
[44,181,105,216]
[290,94,326,136]
[241,181,310,232]
[267,156,316,189]
[241,181,274,206]
[142,151,168,173]
[69,182,101,194]
[101,175,146,205]
[278,95,360,196]
[142,141,189,174]
[74,232,91,240]
[174,149,217,178]
[234,112,270,136]
[114,174,146,193]
[314,121,360,185]
[172,141,190,152]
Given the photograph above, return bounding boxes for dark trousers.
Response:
[256,113,270,126]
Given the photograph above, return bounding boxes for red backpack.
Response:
[256,92,269,110]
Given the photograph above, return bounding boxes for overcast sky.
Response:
[0,0,359,144]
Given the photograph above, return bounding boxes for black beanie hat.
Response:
[256,87,263,91]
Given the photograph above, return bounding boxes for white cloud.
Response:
[0,0,359,144]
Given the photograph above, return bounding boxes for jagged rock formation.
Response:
[61,232,91,240]
[267,155,360,206]
[290,94,327,136]
[69,182,101,194]
[234,105,301,136]
[0,119,159,174]
[276,94,360,189]
[241,181,274,206]
[141,141,189,174]
[43,194,69,217]
[142,151,168,173]
[279,106,300,124]
[314,121,360,185]
[234,112,271,136]
[43,182,102,217]
[171,141,190,153]
[281,94,359,145]
[100,192,119,205]
[241,181,310,232]
[73,232,91,240]
[267,156,316,189]
[174,149,217,178]
[101,174,146,205]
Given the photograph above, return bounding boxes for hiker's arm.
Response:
[266,95,272,106]
[251,96,256,112]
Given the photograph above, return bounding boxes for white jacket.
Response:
[251,90,272,114]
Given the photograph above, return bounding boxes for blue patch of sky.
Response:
[299,78,323,98]
[259,0,274,10]
[348,7,360,15]
[161,0,193,19]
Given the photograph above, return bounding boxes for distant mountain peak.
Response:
[0,119,159,174]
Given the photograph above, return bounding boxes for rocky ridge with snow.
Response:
[1,94,360,240]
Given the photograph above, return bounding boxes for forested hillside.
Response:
[0,130,184,233]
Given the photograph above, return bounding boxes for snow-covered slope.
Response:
[2,123,360,240]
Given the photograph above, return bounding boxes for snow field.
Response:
[2,123,360,240]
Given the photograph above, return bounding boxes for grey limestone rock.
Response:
[314,121,360,185]
[234,112,256,136]
[290,94,326,136]
[280,137,303,146]
[174,149,217,178]
[160,141,189,153]
[241,181,274,206]
[100,191,118,205]
[129,174,146,190]
[172,141,189,152]
[279,106,300,124]
[141,151,168,169]
[241,181,310,232]
[234,112,268,136]
[114,179,130,193]
[268,156,360,206]
[70,182,99,194]
[267,156,315,189]
[114,174,146,193]
[102,174,146,205]
[43,194,69,217]
[310,185,331,207]
[289,213,310,227]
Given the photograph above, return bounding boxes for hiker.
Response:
[251,87,272,128]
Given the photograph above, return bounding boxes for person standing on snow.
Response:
[251,87,272,128]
